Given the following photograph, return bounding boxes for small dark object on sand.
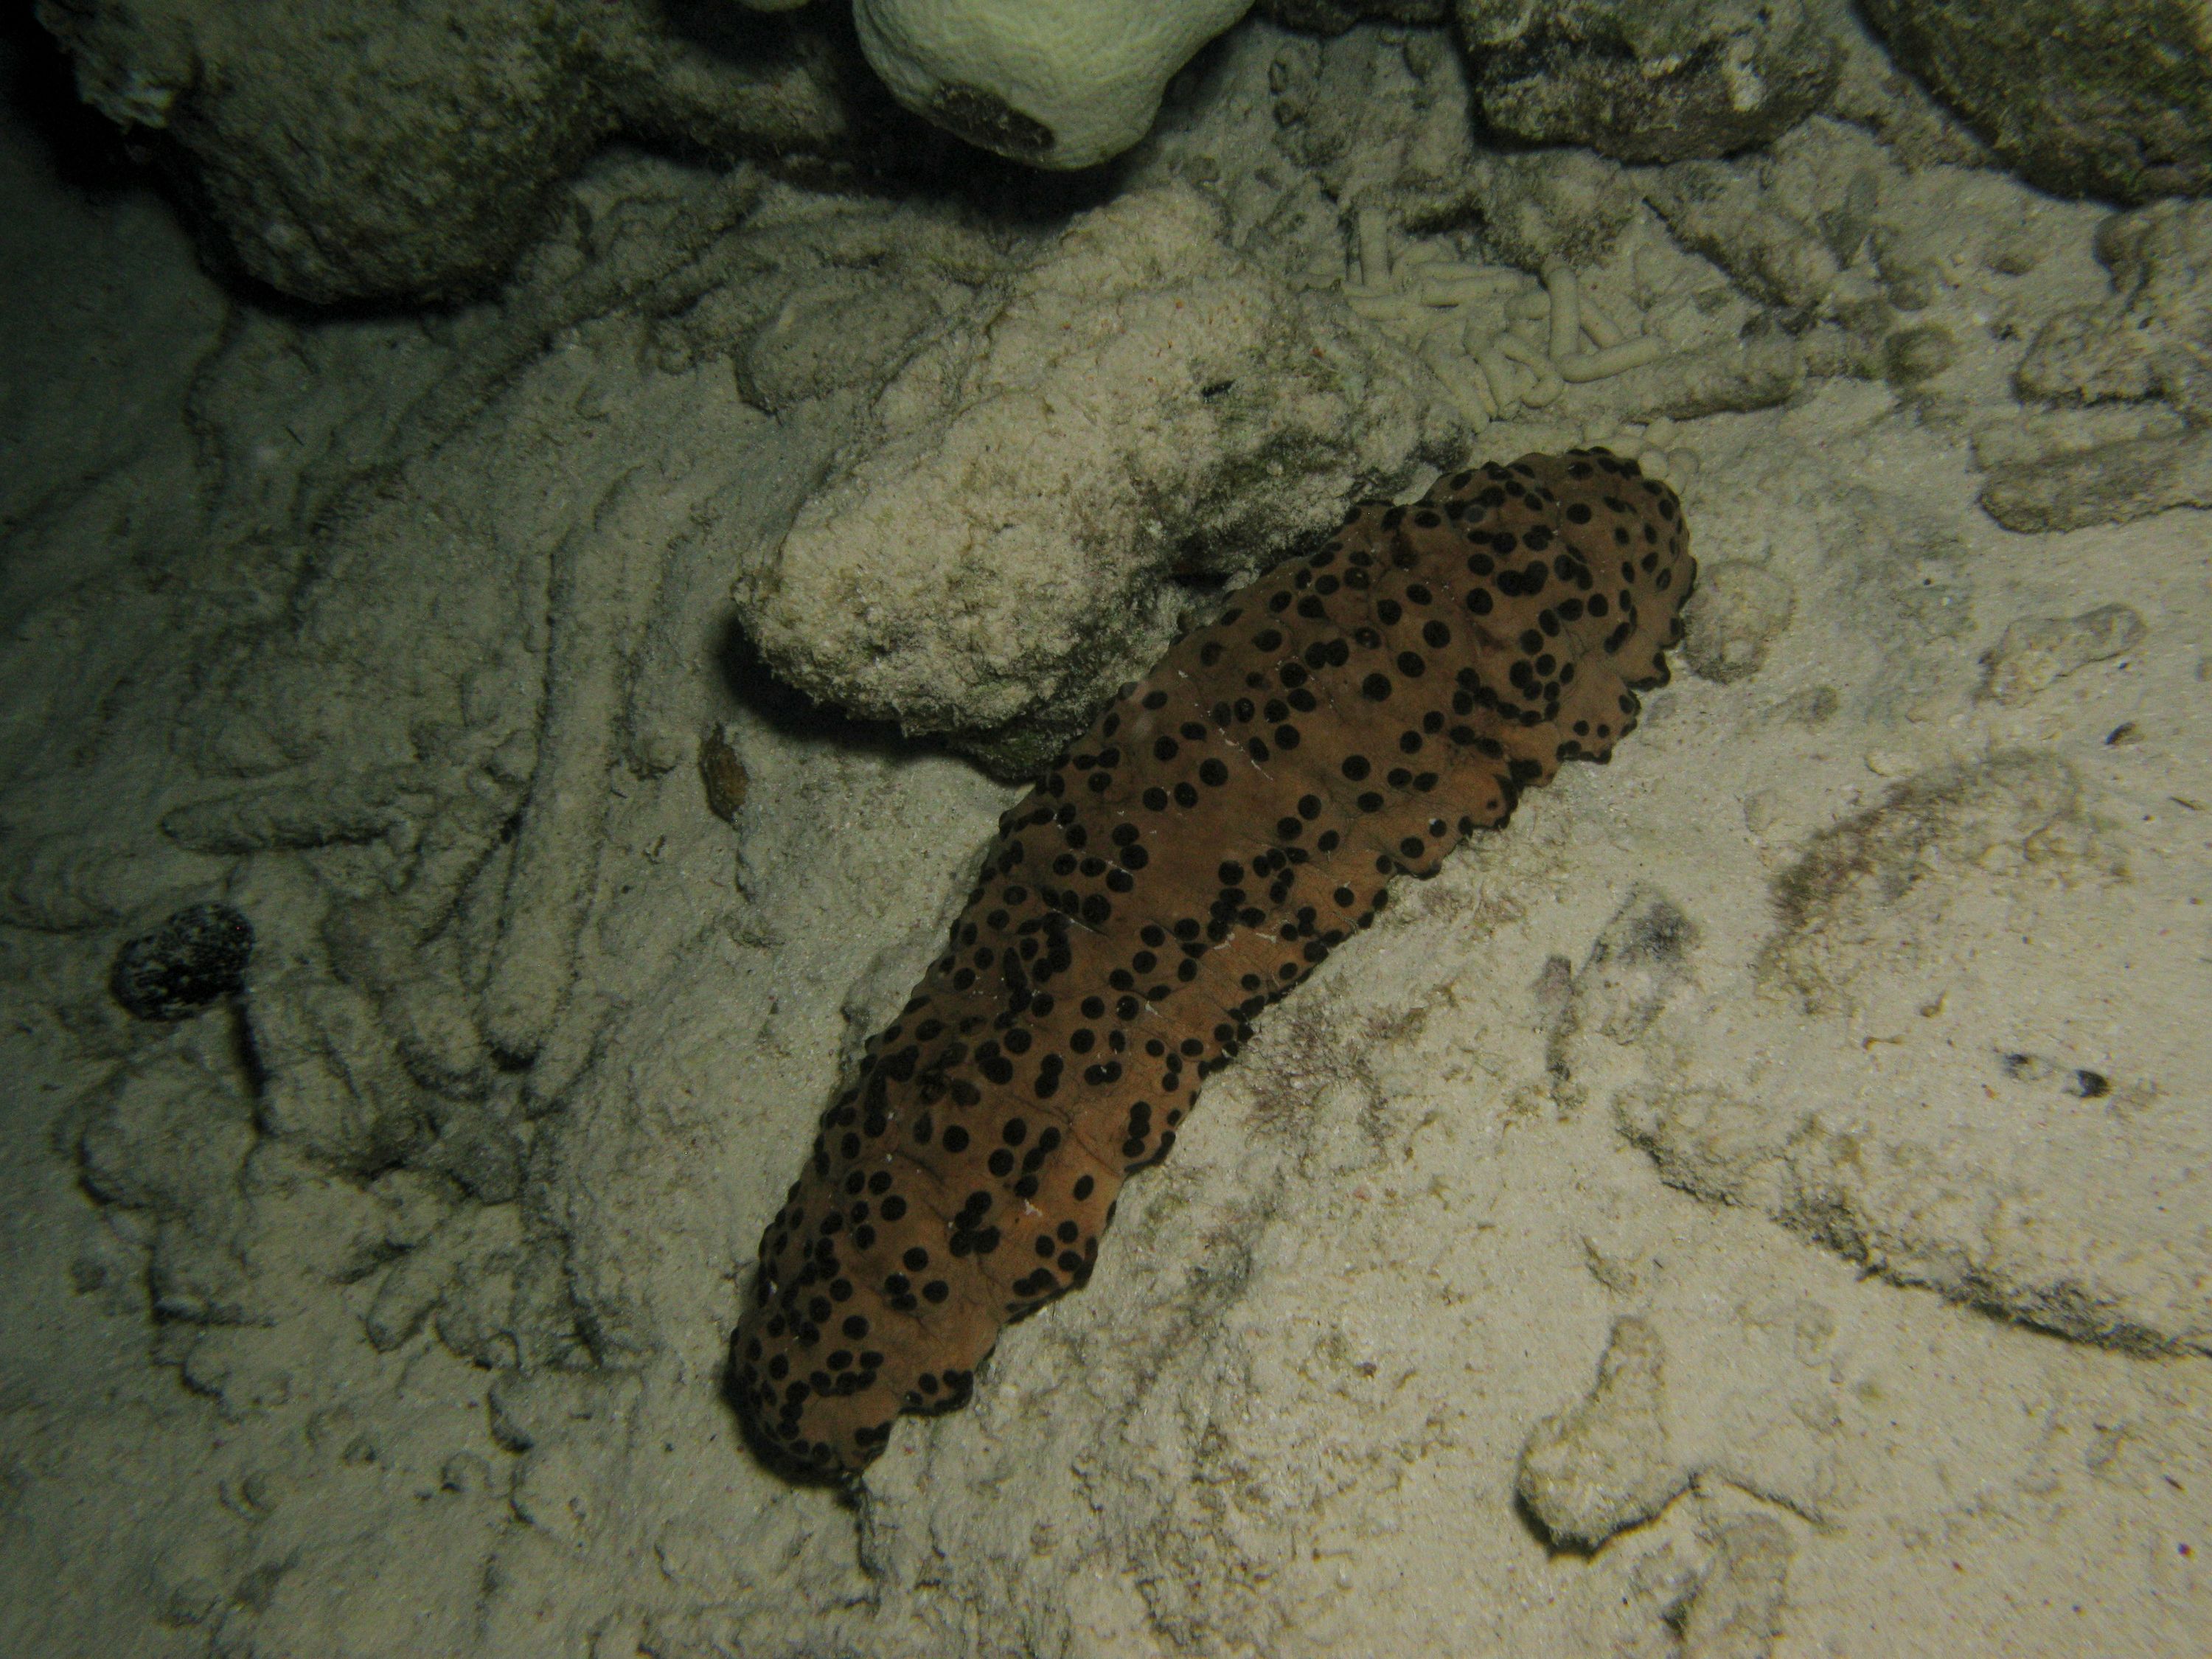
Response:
[111,903,254,1020]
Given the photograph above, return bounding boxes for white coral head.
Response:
[852,0,1254,169]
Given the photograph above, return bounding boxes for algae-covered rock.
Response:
[34,0,874,303]
[1455,0,1843,163]
[1860,0,2212,204]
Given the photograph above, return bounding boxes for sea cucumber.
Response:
[731,449,1695,1477]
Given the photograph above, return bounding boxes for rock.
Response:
[733,267,943,414]
[1759,752,2094,1016]
[2013,310,2160,408]
[1643,120,1899,316]
[1820,2,1992,170]
[321,900,489,1097]
[1969,406,2190,475]
[1265,21,1485,229]
[1574,890,1701,1048]
[1455,0,1844,164]
[734,183,1455,774]
[2094,200,2212,420]
[78,1028,257,1221]
[158,771,418,855]
[39,0,604,302]
[1868,223,1942,313]
[0,833,186,934]
[594,1,880,161]
[77,1029,262,1324]
[1613,749,2212,1360]
[1680,560,1795,684]
[1516,1316,1691,1548]
[1858,0,2212,204]
[364,1206,512,1352]
[1613,328,1806,422]
[2017,201,2212,421]
[2088,202,2212,403]
[1882,321,1957,388]
[1468,148,1641,270]
[35,0,876,304]
[1980,430,2212,535]
[110,901,254,1020]
[246,964,432,1176]
[1978,605,2147,706]
[1680,1517,1795,1659]
[1615,1082,1781,1207]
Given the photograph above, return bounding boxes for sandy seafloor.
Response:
[1,17,2208,1659]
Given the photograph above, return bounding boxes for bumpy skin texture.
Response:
[731,450,1694,1477]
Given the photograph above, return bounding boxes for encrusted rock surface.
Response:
[1455,0,1844,164]
[34,0,880,302]
[1860,0,2212,204]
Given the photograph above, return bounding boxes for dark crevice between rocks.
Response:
[713,611,965,772]
[0,10,141,193]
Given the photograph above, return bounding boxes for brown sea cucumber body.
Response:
[731,449,1694,1477]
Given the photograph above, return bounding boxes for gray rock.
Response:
[1680,1517,1795,1659]
[1758,752,2095,1017]
[35,0,877,304]
[733,267,944,414]
[1610,751,2209,1362]
[1882,321,1957,388]
[2014,310,2163,408]
[1821,2,1992,170]
[78,1028,257,1226]
[1642,121,1897,316]
[2095,199,2212,420]
[1612,328,1806,422]
[1646,161,1843,313]
[1859,0,2212,204]
[77,1030,263,1325]
[2006,201,2212,531]
[2017,201,2203,422]
[1455,0,1845,163]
